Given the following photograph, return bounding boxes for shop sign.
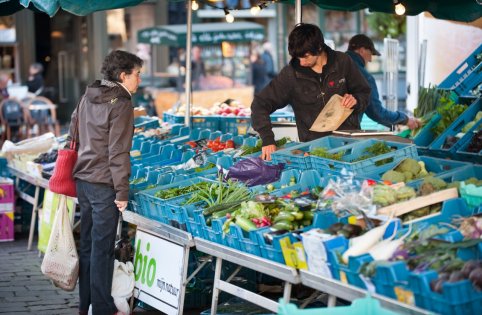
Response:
[134,229,185,315]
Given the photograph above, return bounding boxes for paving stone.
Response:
[28,304,72,311]
[27,299,71,306]
[3,295,41,302]
[0,286,26,291]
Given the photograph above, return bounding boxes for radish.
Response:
[342,219,392,264]
[369,223,412,261]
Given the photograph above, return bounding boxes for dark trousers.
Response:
[76,179,119,315]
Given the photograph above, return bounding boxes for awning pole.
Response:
[295,0,302,24]
[184,0,193,128]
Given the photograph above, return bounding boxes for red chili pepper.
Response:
[225,140,235,149]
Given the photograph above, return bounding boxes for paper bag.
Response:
[309,94,354,132]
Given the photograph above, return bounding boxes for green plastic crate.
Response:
[277,296,400,315]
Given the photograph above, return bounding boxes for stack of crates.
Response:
[0,178,14,241]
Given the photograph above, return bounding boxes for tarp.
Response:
[1,0,481,22]
[137,22,265,46]
[0,0,144,17]
[280,0,482,22]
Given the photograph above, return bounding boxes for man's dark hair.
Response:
[288,23,325,58]
[101,50,144,82]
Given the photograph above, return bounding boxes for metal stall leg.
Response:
[27,186,40,250]
[327,294,337,307]
[210,257,223,315]
[282,281,292,303]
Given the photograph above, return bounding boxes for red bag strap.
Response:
[70,96,83,151]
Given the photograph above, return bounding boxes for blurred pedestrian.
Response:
[251,49,270,94]
[26,62,44,95]
[261,41,276,79]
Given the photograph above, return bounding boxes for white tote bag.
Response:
[41,195,79,291]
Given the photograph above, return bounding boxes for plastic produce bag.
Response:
[316,169,376,217]
[226,157,284,187]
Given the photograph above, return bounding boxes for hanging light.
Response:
[394,1,406,15]
[191,0,199,11]
[250,5,261,15]
[224,8,234,23]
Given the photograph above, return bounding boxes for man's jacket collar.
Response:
[346,50,366,68]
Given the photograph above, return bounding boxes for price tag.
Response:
[339,270,348,284]
[394,286,414,305]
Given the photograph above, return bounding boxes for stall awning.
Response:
[0,0,144,17]
[137,22,265,46]
[280,0,482,22]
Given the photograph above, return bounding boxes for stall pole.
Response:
[295,0,302,24]
[184,0,193,128]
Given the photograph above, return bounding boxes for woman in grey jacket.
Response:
[68,50,143,315]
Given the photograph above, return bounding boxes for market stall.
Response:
[138,21,264,121]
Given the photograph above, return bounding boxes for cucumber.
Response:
[235,217,257,232]
[274,212,295,223]
[211,206,237,219]
[290,211,304,220]
[202,199,246,216]
[272,221,293,231]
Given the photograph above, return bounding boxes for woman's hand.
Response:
[341,94,357,109]
[114,200,128,212]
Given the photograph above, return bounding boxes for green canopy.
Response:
[137,22,265,46]
[280,0,482,22]
[0,0,144,17]
[2,0,481,22]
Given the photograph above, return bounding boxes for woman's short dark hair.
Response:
[101,50,144,82]
[288,23,325,58]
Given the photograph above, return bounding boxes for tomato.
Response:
[225,140,235,149]
[206,140,214,148]
[214,137,221,143]
[186,141,197,148]
[218,143,225,150]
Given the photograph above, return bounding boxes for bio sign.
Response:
[134,229,186,315]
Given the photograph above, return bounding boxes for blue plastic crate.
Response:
[438,44,482,90]
[323,219,402,289]
[197,213,226,245]
[137,177,211,222]
[429,98,482,156]
[163,112,185,124]
[371,198,480,303]
[409,270,482,315]
[229,224,261,256]
[134,115,160,130]
[455,119,482,163]
[271,136,359,170]
[309,139,418,174]
[218,116,251,135]
[365,155,470,189]
[413,112,442,149]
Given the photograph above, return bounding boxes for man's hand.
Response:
[406,117,421,130]
[114,200,128,212]
[261,144,277,161]
[341,94,357,109]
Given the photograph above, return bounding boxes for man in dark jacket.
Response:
[251,23,371,160]
[346,34,420,130]
[68,50,143,315]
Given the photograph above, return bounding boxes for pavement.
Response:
[0,233,206,315]
[0,235,79,314]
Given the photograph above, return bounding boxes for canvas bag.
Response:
[41,195,79,291]
[48,98,82,197]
